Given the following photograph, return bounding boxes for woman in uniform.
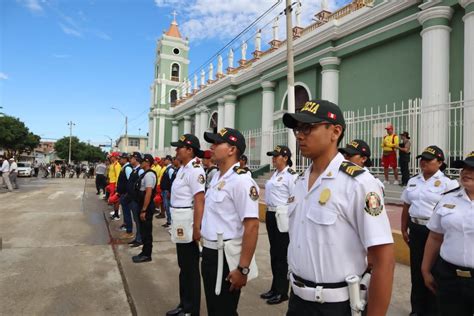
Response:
[422,151,474,316]
[401,145,458,316]
[260,145,297,305]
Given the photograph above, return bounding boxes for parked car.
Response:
[17,162,33,177]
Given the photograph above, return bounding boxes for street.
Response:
[1,177,410,315]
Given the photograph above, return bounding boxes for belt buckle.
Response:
[456,269,472,278]
[293,280,306,288]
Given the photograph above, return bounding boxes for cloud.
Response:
[0,72,8,80]
[17,0,43,13]
[59,23,82,37]
[52,54,71,59]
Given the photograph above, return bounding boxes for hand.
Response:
[192,227,201,242]
[140,212,146,221]
[226,269,247,291]
[422,271,437,294]
[402,230,409,245]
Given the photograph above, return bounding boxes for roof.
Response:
[165,20,182,39]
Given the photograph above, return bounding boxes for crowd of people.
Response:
[92,100,473,316]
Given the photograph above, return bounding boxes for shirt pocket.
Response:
[306,206,338,226]
[210,190,227,204]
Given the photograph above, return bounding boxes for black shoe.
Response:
[130,242,142,248]
[166,306,183,316]
[266,294,288,305]
[132,254,151,263]
[260,290,275,299]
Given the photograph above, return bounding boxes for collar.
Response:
[275,166,289,176]
[220,162,240,181]
[183,158,197,170]
[320,153,344,179]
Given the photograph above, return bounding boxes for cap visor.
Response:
[453,160,474,168]
[338,147,360,156]
[170,141,181,147]
[266,150,279,156]
[416,153,437,160]
[204,132,222,144]
[282,112,325,129]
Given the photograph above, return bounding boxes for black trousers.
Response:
[201,247,240,316]
[266,210,289,296]
[95,174,106,193]
[287,291,352,316]
[176,242,201,315]
[138,201,155,257]
[435,257,474,316]
[408,221,438,315]
[399,156,410,185]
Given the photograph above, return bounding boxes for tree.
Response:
[55,136,106,163]
[0,115,40,157]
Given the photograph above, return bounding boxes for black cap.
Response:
[164,155,173,161]
[453,151,474,168]
[119,152,129,159]
[143,154,154,165]
[171,134,201,149]
[339,139,372,167]
[283,99,345,130]
[267,145,292,157]
[204,127,246,154]
[416,146,445,161]
[400,131,410,139]
[131,152,143,162]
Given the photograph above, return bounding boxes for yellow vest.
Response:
[382,134,399,152]
[108,161,121,183]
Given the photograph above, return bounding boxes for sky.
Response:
[1,0,351,147]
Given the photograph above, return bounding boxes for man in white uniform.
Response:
[282,99,395,316]
[0,156,13,192]
[201,127,260,316]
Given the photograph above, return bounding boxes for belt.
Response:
[201,238,231,250]
[267,206,277,212]
[439,257,474,278]
[170,206,193,209]
[290,274,349,303]
[410,217,429,226]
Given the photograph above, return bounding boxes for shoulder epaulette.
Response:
[233,166,249,175]
[207,165,218,172]
[288,168,296,175]
[442,186,461,195]
[192,161,201,168]
[339,161,366,177]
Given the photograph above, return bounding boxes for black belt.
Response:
[170,206,193,209]
[292,274,347,289]
[439,257,474,278]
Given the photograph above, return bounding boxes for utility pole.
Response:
[104,135,113,152]
[285,0,297,162]
[111,107,128,153]
[67,121,75,165]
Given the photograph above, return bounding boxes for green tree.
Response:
[55,136,105,163]
[0,115,40,157]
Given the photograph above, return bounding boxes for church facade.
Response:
[148,0,474,173]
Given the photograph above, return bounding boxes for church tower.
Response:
[148,13,190,153]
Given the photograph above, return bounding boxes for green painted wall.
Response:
[339,31,422,111]
[235,91,262,131]
[178,119,184,136]
[164,119,172,145]
[449,7,464,100]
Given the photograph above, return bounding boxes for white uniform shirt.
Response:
[401,170,458,219]
[9,162,18,173]
[170,158,205,208]
[287,153,393,283]
[264,166,298,207]
[364,167,385,192]
[201,163,260,241]
[1,160,10,173]
[427,188,474,268]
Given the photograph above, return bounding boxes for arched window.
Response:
[170,89,177,103]
[171,63,180,81]
[210,112,218,133]
[295,85,310,110]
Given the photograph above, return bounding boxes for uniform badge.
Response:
[443,204,456,209]
[249,186,259,201]
[277,176,283,182]
[198,174,205,184]
[434,180,441,187]
[319,188,331,205]
[365,192,383,216]
[217,181,225,190]
[326,172,332,177]
[176,227,184,238]
[287,196,295,203]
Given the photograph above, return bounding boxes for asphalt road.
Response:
[0,177,411,315]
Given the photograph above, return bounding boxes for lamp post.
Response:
[67,121,75,165]
[104,135,113,152]
[111,107,128,153]
[285,0,297,163]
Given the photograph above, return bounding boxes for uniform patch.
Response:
[249,186,259,201]
[443,204,456,209]
[198,174,205,184]
[364,192,383,216]
[217,181,225,190]
[340,161,365,177]
[434,180,441,187]
[277,176,283,182]
[319,188,331,205]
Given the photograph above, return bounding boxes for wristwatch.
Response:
[237,265,250,275]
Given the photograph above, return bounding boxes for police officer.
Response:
[166,134,205,316]
[201,127,260,316]
[282,99,395,316]
[126,152,144,248]
[116,153,134,238]
[400,145,458,316]
[131,154,157,263]
[422,151,474,316]
[260,145,297,305]
[202,150,218,191]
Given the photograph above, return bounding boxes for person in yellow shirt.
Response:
[381,124,400,185]
[152,157,162,178]
[108,152,123,220]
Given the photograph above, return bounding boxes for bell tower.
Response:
[148,12,190,153]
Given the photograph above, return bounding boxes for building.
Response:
[115,135,148,153]
[148,0,474,174]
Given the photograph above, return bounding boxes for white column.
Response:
[224,95,236,128]
[160,78,166,106]
[183,115,192,134]
[418,6,453,151]
[148,116,153,152]
[152,113,157,150]
[194,108,201,137]
[217,98,225,131]
[158,115,165,151]
[171,120,179,143]
[319,57,340,104]
[200,106,209,146]
[261,81,276,166]
[461,0,474,155]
